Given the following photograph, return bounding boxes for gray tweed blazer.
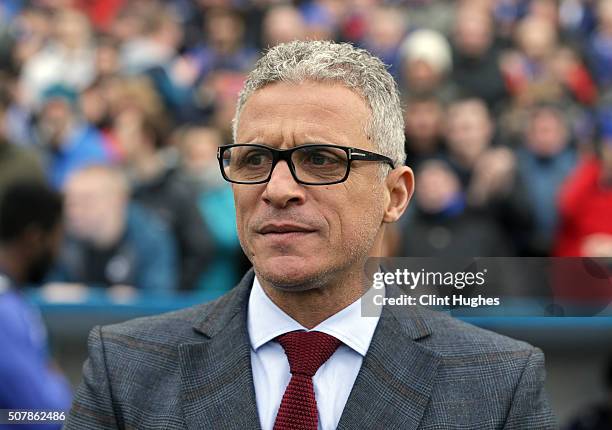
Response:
[63,269,557,429]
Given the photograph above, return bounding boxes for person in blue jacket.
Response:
[53,164,178,294]
[0,181,72,429]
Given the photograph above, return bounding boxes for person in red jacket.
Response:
[554,125,612,257]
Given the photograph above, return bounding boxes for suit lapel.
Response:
[337,286,442,430]
[178,270,441,430]
[179,270,262,430]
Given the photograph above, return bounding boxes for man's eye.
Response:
[246,155,263,165]
[239,151,269,166]
[306,151,340,165]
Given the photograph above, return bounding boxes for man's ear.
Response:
[383,166,414,223]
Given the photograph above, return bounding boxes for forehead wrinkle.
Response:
[237,112,359,149]
[237,83,371,146]
[241,99,364,128]
[244,82,369,120]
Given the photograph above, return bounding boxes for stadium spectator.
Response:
[586,0,612,92]
[54,165,177,294]
[262,4,307,48]
[19,9,95,109]
[550,45,597,106]
[444,98,535,254]
[188,7,258,78]
[450,4,508,110]
[471,146,537,255]
[554,110,612,256]
[0,181,72,427]
[35,84,114,189]
[178,125,245,293]
[400,159,511,257]
[299,0,342,41]
[445,98,497,185]
[114,106,215,291]
[2,6,50,72]
[118,5,182,74]
[399,28,460,103]
[78,77,119,144]
[148,7,256,124]
[501,15,565,105]
[395,0,455,34]
[360,6,408,81]
[93,36,121,79]
[77,0,126,33]
[403,94,446,169]
[517,103,577,255]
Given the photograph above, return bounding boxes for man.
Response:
[516,103,577,256]
[65,41,555,429]
[35,84,113,189]
[444,98,535,255]
[554,111,612,257]
[53,165,177,294]
[177,125,246,294]
[112,107,214,291]
[450,4,507,110]
[400,159,511,258]
[0,181,72,429]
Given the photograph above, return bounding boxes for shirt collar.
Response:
[247,275,381,357]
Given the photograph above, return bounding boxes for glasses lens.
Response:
[222,145,274,183]
[292,145,349,184]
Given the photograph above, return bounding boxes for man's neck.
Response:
[259,270,367,329]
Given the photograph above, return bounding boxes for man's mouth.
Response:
[258,223,317,235]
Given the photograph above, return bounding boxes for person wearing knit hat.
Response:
[399,29,461,102]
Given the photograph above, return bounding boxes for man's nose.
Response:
[262,160,306,208]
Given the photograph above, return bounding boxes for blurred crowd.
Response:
[0,0,612,296]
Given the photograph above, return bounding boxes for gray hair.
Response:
[232,40,406,172]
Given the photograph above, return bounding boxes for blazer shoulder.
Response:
[95,271,253,352]
[99,293,228,346]
[401,311,555,429]
[416,308,537,357]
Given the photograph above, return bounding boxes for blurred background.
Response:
[0,0,611,428]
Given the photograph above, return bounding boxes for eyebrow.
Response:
[237,140,339,148]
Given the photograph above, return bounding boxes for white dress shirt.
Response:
[247,276,381,430]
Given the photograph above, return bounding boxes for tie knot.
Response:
[276,331,342,377]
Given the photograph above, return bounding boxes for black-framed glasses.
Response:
[217,143,395,185]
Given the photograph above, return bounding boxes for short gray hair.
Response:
[232,40,406,171]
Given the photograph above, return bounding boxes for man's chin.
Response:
[254,256,329,292]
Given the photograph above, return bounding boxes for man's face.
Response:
[526,109,568,157]
[446,102,492,163]
[181,128,222,176]
[64,171,126,244]
[39,99,73,147]
[234,81,387,290]
[454,9,492,57]
[415,161,460,214]
[405,99,443,144]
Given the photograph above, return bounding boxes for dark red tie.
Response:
[273,331,342,430]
